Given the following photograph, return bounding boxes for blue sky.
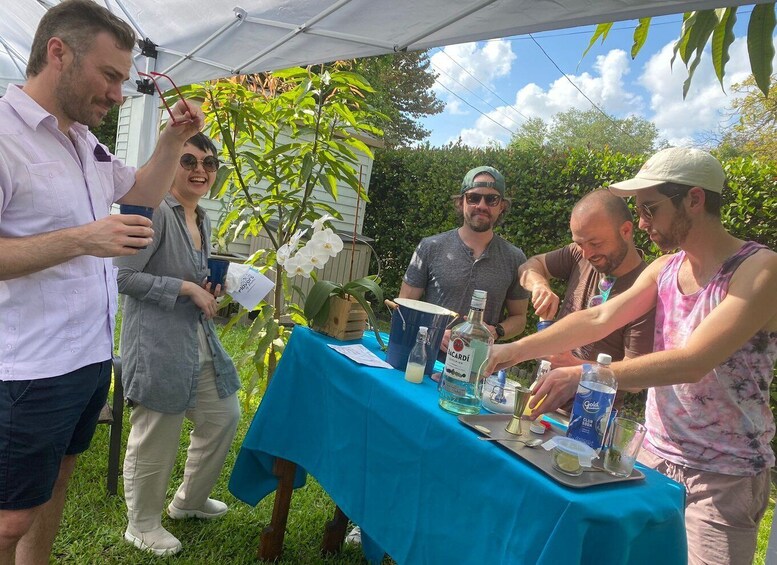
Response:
[420,8,773,148]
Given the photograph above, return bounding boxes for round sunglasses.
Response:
[587,275,617,308]
[180,153,220,173]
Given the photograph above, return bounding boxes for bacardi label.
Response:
[443,337,475,382]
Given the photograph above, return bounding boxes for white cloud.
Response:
[445,36,776,149]
[455,106,525,147]
[430,39,517,113]
[455,49,643,147]
[637,37,757,146]
[514,49,643,121]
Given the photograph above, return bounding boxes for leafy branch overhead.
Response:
[583,3,776,98]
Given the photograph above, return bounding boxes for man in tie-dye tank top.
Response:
[487,147,777,565]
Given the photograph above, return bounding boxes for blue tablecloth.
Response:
[229,326,687,564]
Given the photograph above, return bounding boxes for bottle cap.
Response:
[529,419,550,434]
[596,353,612,365]
[418,326,428,335]
[471,289,487,309]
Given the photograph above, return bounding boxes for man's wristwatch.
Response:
[494,323,505,339]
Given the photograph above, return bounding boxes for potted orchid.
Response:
[277,216,385,347]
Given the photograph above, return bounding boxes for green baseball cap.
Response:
[461,166,505,196]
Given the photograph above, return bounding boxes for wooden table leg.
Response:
[321,505,349,556]
[259,458,297,561]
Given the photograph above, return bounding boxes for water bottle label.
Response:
[443,338,475,382]
[567,382,615,451]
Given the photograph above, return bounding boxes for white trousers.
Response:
[123,325,240,531]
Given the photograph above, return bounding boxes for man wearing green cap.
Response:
[400,166,529,353]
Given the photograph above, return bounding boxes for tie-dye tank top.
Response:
[644,241,777,475]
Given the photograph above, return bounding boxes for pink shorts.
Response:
[639,450,771,565]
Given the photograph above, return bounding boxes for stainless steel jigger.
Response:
[505,385,532,435]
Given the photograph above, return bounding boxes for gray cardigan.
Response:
[115,193,240,413]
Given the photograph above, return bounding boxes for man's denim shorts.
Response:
[0,360,112,510]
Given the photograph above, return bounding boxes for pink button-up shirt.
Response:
[0,85,136,380]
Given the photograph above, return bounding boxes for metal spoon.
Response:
[477,437,543,447]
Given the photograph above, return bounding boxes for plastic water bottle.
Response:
[534,359,551,383]
[405,326,428,384]
[536,319,554,331]
[566,353,617,452]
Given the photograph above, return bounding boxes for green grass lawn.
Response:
[52,318,775,563]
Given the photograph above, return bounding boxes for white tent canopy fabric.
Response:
[0,0,769,95]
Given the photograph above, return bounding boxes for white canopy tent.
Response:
[0,0,770,159]
[3,0,770,91]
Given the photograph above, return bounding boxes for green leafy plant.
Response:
[583,4,776,98]
[177,65,386,408]
[303,275,386,348]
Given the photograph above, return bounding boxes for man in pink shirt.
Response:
[487,147,777,564]
[0,1,204,562]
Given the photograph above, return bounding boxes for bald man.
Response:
[519,189,655,366]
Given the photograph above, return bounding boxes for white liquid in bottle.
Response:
[405,362,425,384]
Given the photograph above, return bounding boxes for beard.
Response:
[463,209,498,232]
[650,205,692,251]
[55,60,112,128]
[591,236,629,274]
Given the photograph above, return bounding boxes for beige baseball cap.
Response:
[609,147,726,195]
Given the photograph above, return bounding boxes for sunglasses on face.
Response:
[636,193,683,221]
[463,192,502,207]
[587,275,617,308]
[180,153,220,173]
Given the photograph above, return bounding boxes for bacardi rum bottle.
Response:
[438,289,493,415]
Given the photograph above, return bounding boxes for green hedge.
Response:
[364,144,777,444]
[364,145,776,302]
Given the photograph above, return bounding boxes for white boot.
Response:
[167,497,228,520]
[124,524,182,556]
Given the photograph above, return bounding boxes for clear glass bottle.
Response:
[438,289,493,415]
[566,353,617,452]
[405,326,428,384]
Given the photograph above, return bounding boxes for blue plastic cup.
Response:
[119,204,154,249]
[207,257,230,292]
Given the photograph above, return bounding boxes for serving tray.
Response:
[460,414,645,489]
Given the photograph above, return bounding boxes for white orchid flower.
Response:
[311,214,336,233]
[276,242,294,266]
[298,242,331,269]
[288,228,307,249]
[309,228,343,257]
[283,252,314,278]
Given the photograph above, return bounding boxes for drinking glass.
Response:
[603,417,647,477]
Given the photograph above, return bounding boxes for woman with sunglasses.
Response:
[115,133,240,556]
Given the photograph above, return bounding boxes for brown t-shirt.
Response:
[544,243,655,362]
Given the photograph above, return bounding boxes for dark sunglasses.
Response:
[463,192,502,207]
[180,153,220,173]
